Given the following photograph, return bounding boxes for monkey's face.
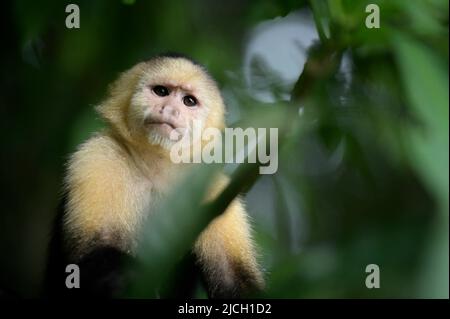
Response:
[127,58,225,150]
[131,82,205,149]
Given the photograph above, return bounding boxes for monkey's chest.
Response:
[130,173,177,218]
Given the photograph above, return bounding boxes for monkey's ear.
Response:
[96,63,147,138]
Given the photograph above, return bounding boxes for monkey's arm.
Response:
[45,194,134,298]
[45,135,146,297]
[194,198,265,298]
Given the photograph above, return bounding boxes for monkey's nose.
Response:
[160,105,180,117]
[171,108,180,117]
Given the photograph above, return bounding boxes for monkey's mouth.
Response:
[144,118,177,130]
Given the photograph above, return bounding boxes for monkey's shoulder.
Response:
[68,133,129,168]
[65,133,139,188]
[63,134,151,243]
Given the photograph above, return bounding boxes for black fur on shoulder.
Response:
[43,194,202,298]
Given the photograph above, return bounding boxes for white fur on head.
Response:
[96,57,225,151]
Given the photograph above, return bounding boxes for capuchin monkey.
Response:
[45,53,264,298]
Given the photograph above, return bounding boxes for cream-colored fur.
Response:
[62,56,264,293]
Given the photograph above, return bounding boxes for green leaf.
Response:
[127,163,220,297]
[393,31,449,298]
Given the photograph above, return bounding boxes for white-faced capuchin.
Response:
[44,53,264,298]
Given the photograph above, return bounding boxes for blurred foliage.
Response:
[0,0,448,298]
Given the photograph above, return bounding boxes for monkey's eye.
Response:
[153,85,169,97]
[183,95,198,107]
